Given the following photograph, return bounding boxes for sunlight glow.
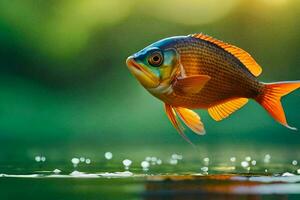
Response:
[143,0,240,25]
[262,0,288,6]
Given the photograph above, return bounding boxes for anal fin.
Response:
[164,104,205,144]
[208,98,249,121]
[174,107,205,135]
[164,104,192,144]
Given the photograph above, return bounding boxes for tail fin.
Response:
[256,81,300,130]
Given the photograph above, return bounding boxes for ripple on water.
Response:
[53,169,61,174]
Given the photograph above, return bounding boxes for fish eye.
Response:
[148,51,163,67]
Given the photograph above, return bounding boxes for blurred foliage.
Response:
[0,0,299,153]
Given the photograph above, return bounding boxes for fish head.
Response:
[126,42,180,90]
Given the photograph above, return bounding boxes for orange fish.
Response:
[126,33,300,141]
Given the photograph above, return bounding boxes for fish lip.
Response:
[126,56,142,71]
[126,56,152,78]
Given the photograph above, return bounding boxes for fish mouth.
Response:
[126,56,160,88]
[126,56,144,72]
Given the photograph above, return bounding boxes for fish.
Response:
[126,33,300,142]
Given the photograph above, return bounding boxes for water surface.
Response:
[1,144,300,200]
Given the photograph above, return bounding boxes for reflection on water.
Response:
[144,174,300,200]
[1,172,300,200]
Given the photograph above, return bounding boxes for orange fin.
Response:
[175,75,211,94]
[174,107,205,135]
[164,104,193,144]
[256,81,300,130]
[208,98,249,121]
[190,33,262,77]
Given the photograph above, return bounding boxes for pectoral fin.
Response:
[175,75,211,94]
[174,107,205,135]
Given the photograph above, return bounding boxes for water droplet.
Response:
[151,157,157,162]
[265,169,268,173]
[123,159,132,170]
[292,160,298,166]
[171,153,182,160]
[141,161,150,168]
[201,166,208,172]
[41,156,46,162]
[251,160,257,166]
[264,154,271,163]
[85,158,91,164]
[71,158,80,166]
[53,169,61,174]
[241,161,249,168]
[297,169,300,174]
[104,152,113,160]
[156,159,162,165]
[169,159,178,165]
[265,154,271,159]
[245,156,251,162]
[145,157,151,161]
[230,157,236,162]
[203,157,209,165]
[80,157,85,162]
[35,156,41,162]
[150,157,157,165]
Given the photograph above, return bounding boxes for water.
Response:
[1,145,300,199]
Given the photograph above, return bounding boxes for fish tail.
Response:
[256,81,300,130]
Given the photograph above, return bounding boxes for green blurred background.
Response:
[0,0,299,162]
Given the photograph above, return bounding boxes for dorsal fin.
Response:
[208,98,249,121]
[190,33,262,77]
